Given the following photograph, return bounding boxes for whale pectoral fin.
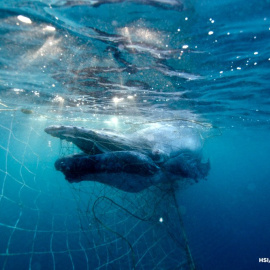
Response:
[45,126,104,154]
[45,125,137,154]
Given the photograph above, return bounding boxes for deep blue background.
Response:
[180,128,270,269]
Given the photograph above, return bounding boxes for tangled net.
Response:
[0,109,219,270]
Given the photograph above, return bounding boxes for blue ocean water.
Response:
[0,0,270,269]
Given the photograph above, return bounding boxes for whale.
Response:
[45,124,210,192]
[54,150,209,192]
[45,124,203,162]
[54,151,162,192]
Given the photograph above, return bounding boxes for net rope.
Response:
[0,110,217,270]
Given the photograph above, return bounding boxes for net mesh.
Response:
[0,110,213,270]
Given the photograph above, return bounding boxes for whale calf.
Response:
[55,151,162,192]
[45,124,210,192]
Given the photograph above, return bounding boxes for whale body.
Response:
[45,124,210,192]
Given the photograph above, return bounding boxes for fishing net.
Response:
[0,109,217,270]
